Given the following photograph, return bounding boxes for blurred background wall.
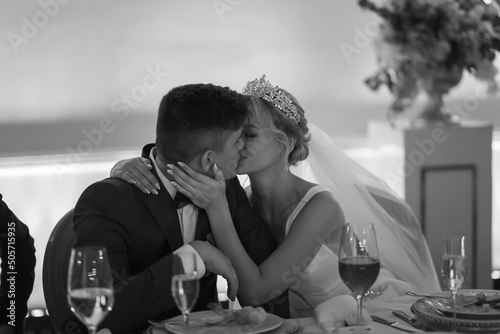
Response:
[0,0,499,311]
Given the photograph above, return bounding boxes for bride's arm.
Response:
[169,163,345,306]
[217,191,343,306]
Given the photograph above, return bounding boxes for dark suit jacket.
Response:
[0,194,36,334]
[72,146,281,333]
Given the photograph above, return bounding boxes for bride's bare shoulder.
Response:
[297,178,334,199]
[294,179,340,214]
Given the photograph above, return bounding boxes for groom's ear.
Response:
[199,150,214,173]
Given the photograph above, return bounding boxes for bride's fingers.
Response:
[167,163,202,189]
[138,157,153,169]
[226,277,237,302]
[172,162,223,192]
[177,161,215,183]
[129,159,160,191]
[114,169,137,185]
[166,165,200,196]
[213,164,225,186]
[170,174,216,209]
[121,169,154,194]
[167,163,224,204]
[171,182,194,200]
[131,165,161,193]
[220,269,238,302]
[117,165,160,194]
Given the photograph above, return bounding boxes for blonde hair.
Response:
[247,91,310,166]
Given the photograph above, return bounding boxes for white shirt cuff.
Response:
[174,244,206,278]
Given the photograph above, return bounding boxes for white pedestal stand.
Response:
[368,119,493,289]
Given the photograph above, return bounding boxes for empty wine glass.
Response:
[171,252,200,325]
[67,246,114,334]
[441,235,466,333]
[338,222,380,326]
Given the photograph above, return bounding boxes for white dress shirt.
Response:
[150,148,205,277]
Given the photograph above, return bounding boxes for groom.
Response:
[71,83,284,334]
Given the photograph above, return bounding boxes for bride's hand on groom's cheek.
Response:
[167,162,226,209]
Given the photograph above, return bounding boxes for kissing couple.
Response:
[73,75,440,333]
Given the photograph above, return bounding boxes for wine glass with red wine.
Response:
[338,222,380,325]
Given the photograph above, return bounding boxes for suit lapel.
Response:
[143,168,184,252]
[141,145,209,246]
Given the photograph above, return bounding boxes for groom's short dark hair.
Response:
[156,83,249,162]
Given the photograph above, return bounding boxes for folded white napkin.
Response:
[315,295,372,333]
[96,329,111,334]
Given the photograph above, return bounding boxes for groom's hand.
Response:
[189,241,238,301]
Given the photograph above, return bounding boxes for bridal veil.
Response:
[291,123,440,294]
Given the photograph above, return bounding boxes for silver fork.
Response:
[405,291,448,299]
[287,325,304,334]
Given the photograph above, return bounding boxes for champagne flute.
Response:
[171,252,200,325]
[441,235,466,333]
[67,246,114,334]
[338,222,380,326]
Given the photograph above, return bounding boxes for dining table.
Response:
[146,295,459,334]
[279,295,426,334]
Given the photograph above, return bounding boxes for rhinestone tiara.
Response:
[242,75,300,123]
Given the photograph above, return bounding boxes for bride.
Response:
[111,75,440,317]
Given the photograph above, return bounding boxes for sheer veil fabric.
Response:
[291,124,440,294]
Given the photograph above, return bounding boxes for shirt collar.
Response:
[149,147,176,200]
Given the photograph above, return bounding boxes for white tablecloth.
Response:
[273,295,426,334]
[147,296,449,334]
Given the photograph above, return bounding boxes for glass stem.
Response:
[451,290,457,333]
[183,311,189,325]
[356,294,363,326]
[88,326,97,334]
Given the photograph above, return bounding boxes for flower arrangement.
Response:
[359,0,500,121]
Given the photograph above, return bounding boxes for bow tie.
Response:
[173,192,196,209]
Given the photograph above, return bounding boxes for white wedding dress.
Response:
[285,124,441,318]
[285,185,424,317]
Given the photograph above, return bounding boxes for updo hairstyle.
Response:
[247,89,310,166]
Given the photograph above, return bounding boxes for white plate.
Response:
[411,290,500,333]
[417,289,500,320]
[148,310,283,334]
